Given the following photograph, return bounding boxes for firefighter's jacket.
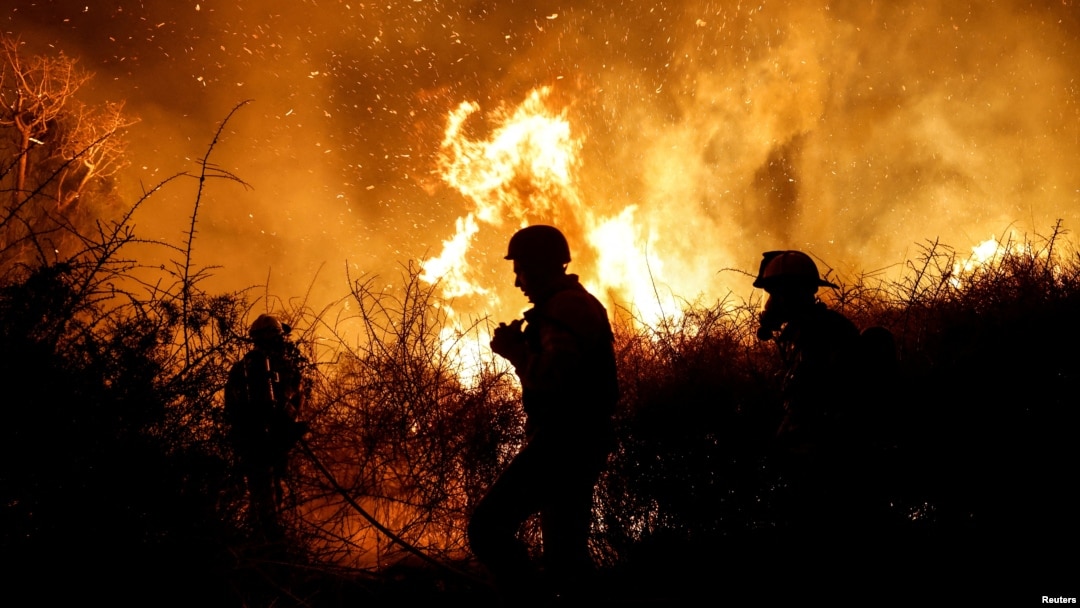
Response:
[774,301,860,452]
[224,341,309,466]
[515,274,618,442]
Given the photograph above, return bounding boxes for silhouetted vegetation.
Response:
[1,58,1076,602]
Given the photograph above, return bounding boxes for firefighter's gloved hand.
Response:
[490,319,527,367]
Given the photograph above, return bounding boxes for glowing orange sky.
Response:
[5,0,1079,323]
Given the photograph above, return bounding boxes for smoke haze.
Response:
[5,0,1079,322]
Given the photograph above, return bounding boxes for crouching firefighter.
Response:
[225,314,311,540]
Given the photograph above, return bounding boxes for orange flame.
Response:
[436,89,583,227]
[422,86,695,334]
[949,233,1034,287]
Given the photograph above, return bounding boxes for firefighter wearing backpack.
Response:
[225,314,311,540]
[468,225,618,603]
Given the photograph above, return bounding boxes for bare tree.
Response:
[53,99,138,212]
[0,35,137,267]
[0,35,91,201]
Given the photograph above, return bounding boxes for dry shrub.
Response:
[291,265,523,572]
[594,297,781,566]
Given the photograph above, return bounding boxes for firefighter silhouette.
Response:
[469,225,619,602]
[754,251,861,449]
[225,314,310,539]
[753,250,872,542]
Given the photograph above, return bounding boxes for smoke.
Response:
[5,0,1078,319]
[568,0,1080,297]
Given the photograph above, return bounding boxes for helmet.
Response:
[249,314,291,339]
[753,250,838,291]
[505,225,571,266]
